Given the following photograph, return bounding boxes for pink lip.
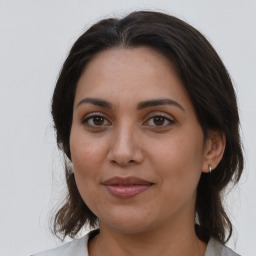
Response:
[102,177,153,198]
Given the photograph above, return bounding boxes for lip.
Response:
[102,176,154,198]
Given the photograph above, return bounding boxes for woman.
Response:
[33,11,243,256]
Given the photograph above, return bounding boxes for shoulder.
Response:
[30,234,89,256]
[205,238,241,256]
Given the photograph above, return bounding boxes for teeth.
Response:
[112,184,136,186]
[113,184,147,186]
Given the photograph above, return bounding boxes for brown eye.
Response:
[145,114,174,127]
[92,116,105,126]
[82,114,110,127]
[153,116,165,126]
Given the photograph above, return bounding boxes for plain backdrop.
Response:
[0,1,255,256]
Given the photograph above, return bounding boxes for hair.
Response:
[51,11,243,244]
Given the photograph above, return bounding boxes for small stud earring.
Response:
[208,164,212,173]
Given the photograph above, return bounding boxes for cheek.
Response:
[69,129,107,199]
[70,140,103,213]
[70,128,107,172]
[152,135,204,196]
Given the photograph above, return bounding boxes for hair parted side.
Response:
[51,11,243,243]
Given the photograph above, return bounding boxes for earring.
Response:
[65,159,74,174]
[208,164,212,173]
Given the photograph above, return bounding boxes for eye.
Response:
[145,115,174,127]
[82,114,111,127]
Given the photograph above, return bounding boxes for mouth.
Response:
[102,176,154,198]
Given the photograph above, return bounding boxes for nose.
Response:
[107,125,144,167]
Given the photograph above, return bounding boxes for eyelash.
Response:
[81,112,175,129]
[82,113,111,128]
[144,114,175,127]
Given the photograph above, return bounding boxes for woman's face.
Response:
[70,47,211,233]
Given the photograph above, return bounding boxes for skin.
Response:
[70,47,225,256]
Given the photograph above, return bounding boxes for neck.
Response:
[88,220,207,256]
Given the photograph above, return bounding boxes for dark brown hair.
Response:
[51,11,243,243]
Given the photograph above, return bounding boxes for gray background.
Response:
[0,1,255,255]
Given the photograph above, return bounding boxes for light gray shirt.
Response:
[31,231,241,256]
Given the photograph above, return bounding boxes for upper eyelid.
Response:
[82,114,111,128]
[82,112,111,121]
[144,111,175,121]
[80,111,176,123]
[144,115,175,126]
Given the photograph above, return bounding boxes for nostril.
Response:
[109,158,138,167]
[107,139,144,166]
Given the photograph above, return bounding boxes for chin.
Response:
[104,221,153,234]
[98,209,157,234]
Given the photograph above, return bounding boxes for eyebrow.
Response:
[76,97,184,111]
[76,97,113,109]
[137,98,185,111]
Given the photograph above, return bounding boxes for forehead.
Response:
[82,46,176,78]
[75,47,191,109]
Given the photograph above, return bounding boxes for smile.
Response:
[102,176,154,198]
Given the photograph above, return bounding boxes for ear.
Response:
[202,130,226,173]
